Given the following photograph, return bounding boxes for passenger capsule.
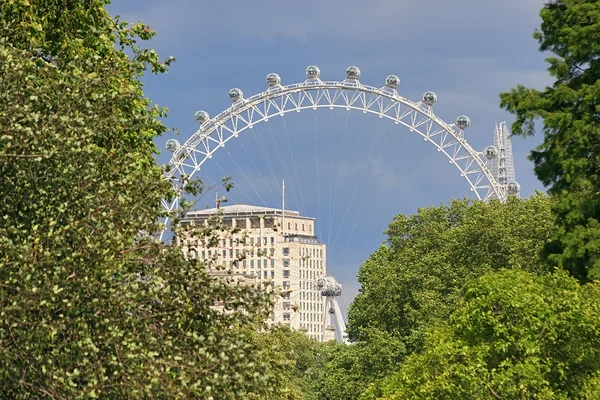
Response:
[266,73,281,87]
[306,65,320,80]
[423,91,437,106]
[346,66,361,80]
[385,75,400,89]
[228,88,244,103]
[484,145,499,160]
[455,115,471,130]
[507,181,521,195]
[166,139,180,152]
[194,110,210,124]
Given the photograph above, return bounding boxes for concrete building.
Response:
[178,204,327,341]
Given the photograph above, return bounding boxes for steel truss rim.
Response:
[161,79,505,237]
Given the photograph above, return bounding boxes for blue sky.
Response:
[108,0,551,314]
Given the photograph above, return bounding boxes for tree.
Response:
[0,1,284,398]
[376,269,600,399]
[248,327,335,400]
[499,0,600,282]
[314,328,406,400]
[347,194,554,355]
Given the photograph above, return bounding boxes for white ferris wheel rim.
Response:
[161,69,506,236]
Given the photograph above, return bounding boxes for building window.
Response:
[271,270,275,278]
[250,237,254,246]
[295,223,298,230]
[283,259,290,267]
[242,260,246,267]
[250,260,254,267]
[270,236,275,245]
[283,313,290,320]
[222,250,226,257]
[283,302,290,310]
[288,222,291,229]
[283,247,290,256]
[229,250,233,258]
[271,259,275,267]
[283,281,290,289]
[283,270,290,278]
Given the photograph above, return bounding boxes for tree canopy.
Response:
[0,1,285,398]
[303,195,556,400]
[500,0,600,282]
[376,269,600,399]
[347,194,554,354]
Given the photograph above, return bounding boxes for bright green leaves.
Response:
[376,270,600,399]
[500,0,600,283]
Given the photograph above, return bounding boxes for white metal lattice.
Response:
[161,71,509,237]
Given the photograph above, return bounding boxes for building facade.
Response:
[179,204,327,341]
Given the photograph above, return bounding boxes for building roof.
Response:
[187,204,301,217]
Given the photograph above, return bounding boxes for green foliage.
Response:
[0,1,286,398]
[376,269,600,399]
[499,0,600,282]
[313,328,405,400]
[249,327,334,400]
[348,194,554,355]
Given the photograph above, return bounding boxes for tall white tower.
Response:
[486,121,520,199]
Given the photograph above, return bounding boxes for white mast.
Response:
[281,179,285,237]
[487,122,519,200]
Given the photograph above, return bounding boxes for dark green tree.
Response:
[375,269,600,399]
[500,0,600,282]
[0,1,284,398]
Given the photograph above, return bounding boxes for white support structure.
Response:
[161,66,521,239]
[316,276,348,344]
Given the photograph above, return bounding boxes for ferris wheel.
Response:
[161,65,521,342]
[162,65,520,237]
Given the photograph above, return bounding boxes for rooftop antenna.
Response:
[281,179,285,236]
[215,192,221,209]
